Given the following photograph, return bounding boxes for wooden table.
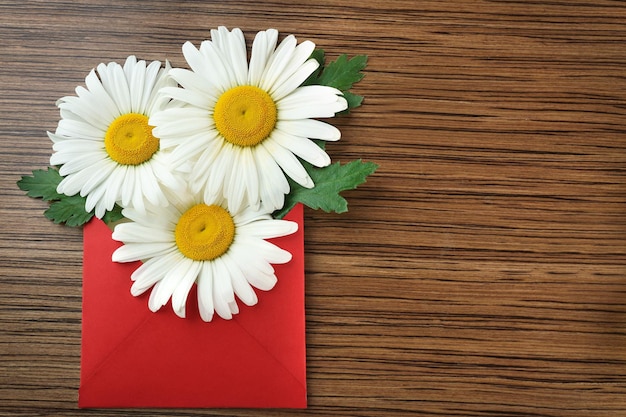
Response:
[1,1,625,416]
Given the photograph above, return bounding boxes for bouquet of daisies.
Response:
[19,27,376,322]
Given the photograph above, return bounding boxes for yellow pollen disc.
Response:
[174,204,235,261]
[213,85,277,147]
[104,113,159,165]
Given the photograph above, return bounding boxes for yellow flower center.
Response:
[213,85,277,147]
[104,113,159,165]
[174,204,235,261]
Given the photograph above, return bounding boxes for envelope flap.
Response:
[81,219,146,384]
[79,300,307,407]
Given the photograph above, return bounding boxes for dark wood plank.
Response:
[1,1,625,416]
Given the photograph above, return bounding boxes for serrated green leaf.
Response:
[302,49,326,86]
[17,167,65,201]
[309,48,326,67]
[274,159,378,219]
[102,204,125,225]
[340,91,364,113]
[303,52,367,112]
[44,195,94,227]
[20,165,127,227]
[315,54,367,91]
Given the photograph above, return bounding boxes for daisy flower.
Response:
[49,56,182,218]
[111,189,298,321]
[150,26,348,213]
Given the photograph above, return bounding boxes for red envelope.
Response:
[79,204,306,408]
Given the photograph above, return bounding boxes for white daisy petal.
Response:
[112,241,174,263]
[228,28,249,85]
[145,62,174,115]
[259,35,297,92]
[249,29,278,86]
[212,259,234,320]
[165,132,213,168]
[55,171,87,197]
[234,208,271,227]
[151,106,212,137]
[277,119,342,141]
[147,280,165,311]
[254,145,288,211]
[109,62,133,114]
[158,86,211,109]
[125,56,146,112]
[95,202,108,221]
[130,249,179,295]
[113,223,173,243]
[86,182,109,217]
[213,26,248,86]
[197,263,215,322]
[181,42,215,86]
[275,40,316,85]
[233,250,278,291]
[168,68,217,100]
[199,40,233,92]
[122,55,137,79]
[271,129,331,167]
[270,58,319,101]
[278,85,348,119]
[236,235,293,264]
[56,119,105,140]
[103,163,126,209]
[262,138,313,188]
[171,259,201,318]
[237,219,298,239]
[122,205,179,230]
[245,270,278,292]
[229,301,239,315]
[239,147,260,210]
[56,151,107,176]
[154,258,191,311]
[222,252,258,306]
[149,152,183,190]
[47,131,64,144]
[225,148,249,213]
[82,70,120,122]
[135,163,162,207]
[204,142,234,198]
[253,144,290,193]
[209,27,228,58]
[58,95,110,132]
[78,159,117,197]
[230,242,276,278]
[120,164,136,207]
[131,175,146,214]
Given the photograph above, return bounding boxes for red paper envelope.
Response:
[79,204,306,408]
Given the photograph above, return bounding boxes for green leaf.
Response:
[102,204,125,225]
[340,91,364,114]
[17,167,65,201]
[19,166,126,227]
[44,195,94,227]
[316,54,367,92]
[302,49,326,86]
[303,50,367,111]
[274,159,378,219]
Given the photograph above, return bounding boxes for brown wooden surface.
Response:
[2,1,626,416]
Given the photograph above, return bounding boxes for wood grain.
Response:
[1,1,625,416]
